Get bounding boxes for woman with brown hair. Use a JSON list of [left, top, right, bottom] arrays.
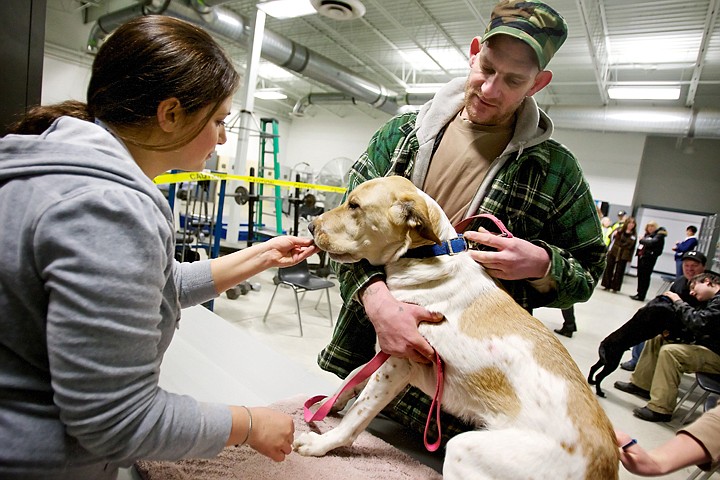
[[601, 216, 638, 292], [0, 15, 316, 479]]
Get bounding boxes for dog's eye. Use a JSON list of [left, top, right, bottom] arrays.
[[347, 201, 360, 210]]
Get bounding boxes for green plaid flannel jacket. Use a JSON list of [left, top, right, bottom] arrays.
[[318, 103, 606, 444]]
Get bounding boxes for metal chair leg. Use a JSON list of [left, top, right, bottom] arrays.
[[291, 288, 304, 337], [675, 379, 699, 414], [681, 391, 710, 425], [263, 284, 281, 323], [685, 468, 703, 480], [325, 288, 333, 326]]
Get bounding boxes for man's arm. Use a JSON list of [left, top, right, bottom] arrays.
[[465, 140, 606, 310], [672, 295, 720, 332]]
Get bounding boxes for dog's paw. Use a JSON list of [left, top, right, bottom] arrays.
[[293, 431, 331, 457]]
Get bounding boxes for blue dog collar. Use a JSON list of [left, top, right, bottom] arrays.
[[403, 235, 468, 259]]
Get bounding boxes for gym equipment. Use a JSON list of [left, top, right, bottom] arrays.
[[225, 281, 261, 300], [315, 156, 353, 210]]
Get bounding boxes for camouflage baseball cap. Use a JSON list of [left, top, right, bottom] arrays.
[[480, 0, 568, 69]]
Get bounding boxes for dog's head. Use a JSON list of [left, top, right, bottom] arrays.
[[309, 176, 446, 265]]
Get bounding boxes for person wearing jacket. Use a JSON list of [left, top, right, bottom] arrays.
[[601, 216, 637, 292], [0, 16, 317, 480], [615, 272, 720, 422], [316, 0, 606, 442], [631, 221, 668, 301], [673, 225, 700, 278]]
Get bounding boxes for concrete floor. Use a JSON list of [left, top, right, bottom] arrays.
[[209, 260, 717, 479]]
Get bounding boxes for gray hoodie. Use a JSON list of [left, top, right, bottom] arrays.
[[0, 117, 228, 478]]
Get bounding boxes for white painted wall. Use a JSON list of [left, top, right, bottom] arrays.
[[41, 56, 91, 104], [552, 128, 645, 206], [283, 110, 387, 174]]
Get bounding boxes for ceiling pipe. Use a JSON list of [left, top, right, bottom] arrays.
[[87, 0, 399, 115], [292, 93, 360, 116], [85, 1, 720, 138], [544, 106, 720, 139], [292, 91, 436, 116]]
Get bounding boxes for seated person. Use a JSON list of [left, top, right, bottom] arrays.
[[620, 251, 707, 371], [614, 271, 720, 422], [615, 402, 719, 476]]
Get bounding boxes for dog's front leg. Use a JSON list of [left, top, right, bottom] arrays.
[[294, 357, 414, 456]]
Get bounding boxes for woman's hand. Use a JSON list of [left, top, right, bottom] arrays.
[[211, 236, 319, 293], [260, 236, 319, 268], [228, 406, 294, 462], [246, 407, 295, 462]]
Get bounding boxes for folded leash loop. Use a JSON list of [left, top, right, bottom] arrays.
[[304, 350, 445, 452]]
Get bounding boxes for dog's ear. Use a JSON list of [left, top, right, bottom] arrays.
[[393, 197, 442, 245]]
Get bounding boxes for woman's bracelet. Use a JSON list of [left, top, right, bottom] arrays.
[[238, 406, 253, 445]]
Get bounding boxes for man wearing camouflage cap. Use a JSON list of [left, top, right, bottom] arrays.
[[318, 0, 606, 441]]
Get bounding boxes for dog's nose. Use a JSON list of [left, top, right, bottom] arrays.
[[307, 222, 315, 234]]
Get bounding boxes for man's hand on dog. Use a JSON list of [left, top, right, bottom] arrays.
[[464, 228, 551, 281], [360, 279, 444, 363]]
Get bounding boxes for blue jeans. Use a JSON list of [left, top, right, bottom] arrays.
[[627, 342, 645, 367]]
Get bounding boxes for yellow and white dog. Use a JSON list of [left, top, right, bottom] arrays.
[[295, 176, 618, 479]]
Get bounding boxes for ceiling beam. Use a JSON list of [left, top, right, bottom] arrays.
[[686, 0, 719, 107], [576, 0, 610, 104], [364, 0, 452, 76], [407, 0, 467, 60]]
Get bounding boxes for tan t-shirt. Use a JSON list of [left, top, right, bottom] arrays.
[[422, 113, 513, 225], [680, 404, 720, 471]]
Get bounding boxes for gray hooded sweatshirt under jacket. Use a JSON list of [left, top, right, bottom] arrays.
[[0, 117, 229, 478]]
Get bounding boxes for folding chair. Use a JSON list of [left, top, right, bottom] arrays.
[[674, 372, 720, 425], [262, 260, 334, 336]]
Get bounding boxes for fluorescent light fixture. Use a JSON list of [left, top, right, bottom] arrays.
[[607, 86, 681, 100], [257, 0, 316, 19], [405, 83, 445, 94], [259, 62, 296, 80], [254, 88, 288, 100]]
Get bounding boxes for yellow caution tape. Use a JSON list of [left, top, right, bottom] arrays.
[[153, 171, 347, 194]]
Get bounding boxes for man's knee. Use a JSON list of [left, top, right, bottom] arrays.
[[657, 343, 692, 370]]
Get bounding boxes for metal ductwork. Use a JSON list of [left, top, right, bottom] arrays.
[[292, 93, 360, 116], [544, 106, 720, 139], [291, 91, 436, 116], [87, 0, 399, 115], [86, 1, 720, 138]]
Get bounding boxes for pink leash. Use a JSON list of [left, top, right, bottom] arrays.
[[453, 213, 513, 238], [304, 350, 445, 452]]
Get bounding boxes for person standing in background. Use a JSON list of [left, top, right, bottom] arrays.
[[600, 216, 613, 247], [631, 221, 667, 301], [609, 210, 627, 237], [673, 225, 699, 278], [602, 217, 638, 292]]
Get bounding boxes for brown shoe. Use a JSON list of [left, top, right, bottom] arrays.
[[614, 381, 651, 400], [633, 406, 672, 422]]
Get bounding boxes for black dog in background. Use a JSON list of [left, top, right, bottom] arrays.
[[587, 296, 689, 397]]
